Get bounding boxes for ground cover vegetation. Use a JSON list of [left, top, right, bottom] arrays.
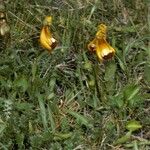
[[0, 0, 150, 149]]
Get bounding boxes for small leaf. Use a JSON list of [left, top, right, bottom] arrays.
[[49, 78, 56, 92], [15, 102, 34, 111], [67, 110, 92, 128], [114, 131, 131, 145], [84, 61, 92, 71], [110, 94, 124, 109], [144, 64, 150, 83], [14, 76, 28, 92], [124, 84, 140, 101], [53, 132, 72, 141], [126, 120, 142, 132]]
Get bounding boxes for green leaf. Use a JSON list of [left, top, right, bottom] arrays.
[[49, 78, 56, 92], [116, 55, 126, 71], [144, 64, 150, 84], [126, 120, 142, 132], [124, 84, 140, 101], [16, 133, 24, 149], [122, 84, 143, 108], [0, 118, 6, 136], [31, 60, 37, 82], [110, 94, 124, 109], [37, 94, 48, 130], [47, 104, 56, 132], [114, 131, 131, 145], [83, 61, 92, 71], [66, 110, 93, 128], [14, 76, 28, 92], [104, 61, 117, 95], [15, 102, 34, 111], [53, 132, 73, 141], [104, 61, 116, 82]]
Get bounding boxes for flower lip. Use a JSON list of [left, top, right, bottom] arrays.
[[102, 52, 114, 60], [39, 16, 57, 52], [97, 39, 115, 61], [88, 23, 115, 61], [50, 37, 57, 49]]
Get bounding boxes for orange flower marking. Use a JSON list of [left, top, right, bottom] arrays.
[[40, 16, 57, 52], [88, 24, 115, 61]]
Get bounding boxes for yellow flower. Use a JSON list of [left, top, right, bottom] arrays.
[[39, 16, 57, 52], [88, 24, 115, 61]]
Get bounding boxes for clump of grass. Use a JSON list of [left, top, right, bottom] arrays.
[[0, 0, 149, 149]]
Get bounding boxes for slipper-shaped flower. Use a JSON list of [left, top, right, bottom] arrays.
[[40, 16, 57, 52], [88, 24, 115, 61]]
